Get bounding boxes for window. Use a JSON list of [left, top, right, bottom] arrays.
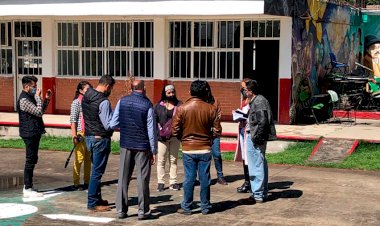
[[15, 21, 42, 75], [0, 21, 12, 74], [169, 20, 241, 80], [244, 20, 280, 38], [57, 21, 153, 77]]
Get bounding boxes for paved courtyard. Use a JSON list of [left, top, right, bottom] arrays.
[[0, 148, 379, 225]]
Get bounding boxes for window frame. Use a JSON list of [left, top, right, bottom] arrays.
[[56, 20, 154, 78]]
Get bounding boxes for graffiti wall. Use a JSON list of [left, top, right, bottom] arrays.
[[265, 0, 362, 123]]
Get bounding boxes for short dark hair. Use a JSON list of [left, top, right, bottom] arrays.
[[246, 80, 259, 95], [132, 80, 145, 91], [22, 75, 38, 87], [190, 80, 208, 98], [98, 74, 115, 86]]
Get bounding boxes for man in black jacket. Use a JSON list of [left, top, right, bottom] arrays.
[[82, 74, 115, 212], [17, 75, 51, 198]]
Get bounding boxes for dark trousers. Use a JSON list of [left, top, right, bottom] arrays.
[[22, 134, 42, 189], [116, 148, 152, 217]]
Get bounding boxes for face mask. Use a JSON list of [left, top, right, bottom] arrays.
[[240, 88, 248, 99], [30, 87, 37, 96], [166, 96, 176, 101]]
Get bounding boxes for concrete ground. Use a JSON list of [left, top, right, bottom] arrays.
[[1, 148, 379, 226]]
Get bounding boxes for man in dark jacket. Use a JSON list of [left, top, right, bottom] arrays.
[[172, 80, 222, 215], [244, 80, 276, 203], [17, 75, 51, 198], [82, 74, 114, 212], [110, 80, 158, 220]]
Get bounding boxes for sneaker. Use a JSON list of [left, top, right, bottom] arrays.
[[169, 183, 181, 191], [23, 187, 43, 198], [117, 212, 128, 219], [157, 183, 165, 192]]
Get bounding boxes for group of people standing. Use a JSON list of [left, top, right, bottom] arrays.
[[17, 74, 275, 219]]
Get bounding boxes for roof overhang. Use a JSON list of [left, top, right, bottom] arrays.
[[0, 1, 265, 16]]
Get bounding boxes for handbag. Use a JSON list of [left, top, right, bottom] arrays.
[[159, 106, 176, 139]]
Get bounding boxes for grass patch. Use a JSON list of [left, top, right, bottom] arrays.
[[0, 135, 121, 154], [1, 136, 379, 171], [267, 141, 380, 171]]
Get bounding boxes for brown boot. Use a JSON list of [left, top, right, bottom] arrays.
[[88, 205, 111, 212]]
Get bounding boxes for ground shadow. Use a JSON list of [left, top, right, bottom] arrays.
[[268, 181, 294, 190], [128, 194, 174, 206], [210, 174, 245, 185], [42, 178, 121, 192]]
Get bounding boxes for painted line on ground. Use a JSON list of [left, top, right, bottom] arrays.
[[42, 214, 114, 223], [0, 203, 38, 219]]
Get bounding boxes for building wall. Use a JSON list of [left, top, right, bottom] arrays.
[[0, 76, 14, 111], [265, 0, 362, 123], [1, 14, 289, 123], [54, 78, 241, 119]]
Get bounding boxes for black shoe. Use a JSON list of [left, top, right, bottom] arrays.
[[117, 212, 128, 219], [169, 183, 181, 191], [177, 208, 192, 215], [157, 183, 165, 192], [138, 214, 158, 220], [71, 185, 80, 191], [82, 183, 89, 190], [237, 181, 251, 193], [217, 177, 228, 185]]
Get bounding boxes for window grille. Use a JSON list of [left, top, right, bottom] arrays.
[[244, 20, 280, 38], [0, 21, 12, 74], [57, 20, 153, 77], [15, 21, 42, 76], [169, 20, 241, 80]]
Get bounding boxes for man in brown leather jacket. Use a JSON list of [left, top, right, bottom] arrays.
[[172, 80, 222, 215]]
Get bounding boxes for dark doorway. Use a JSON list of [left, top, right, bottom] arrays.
[[243, 40, 279, 121]]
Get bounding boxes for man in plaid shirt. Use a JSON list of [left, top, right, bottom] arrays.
[[17, 75, 52, 198]]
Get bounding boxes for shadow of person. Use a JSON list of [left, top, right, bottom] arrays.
[[268, 181, 294, 190], [267, 189, 303, 201], [210, 174, 246, 185], [43, 178, 122, 192], [128, 195, 174, 206]]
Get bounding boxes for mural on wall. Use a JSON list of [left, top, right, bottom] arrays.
[[265, 0, 362, 124]]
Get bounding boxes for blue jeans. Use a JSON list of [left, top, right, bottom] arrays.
[[246, 136, 268, 200], [211, 137, 223, 178], [86, 136, 111, 208], [181, 152, 212, 213]]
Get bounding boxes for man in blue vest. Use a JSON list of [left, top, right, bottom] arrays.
[[17, 75, 52, 198], [82, 74, 115, 212], [110, 80, 158, 220]]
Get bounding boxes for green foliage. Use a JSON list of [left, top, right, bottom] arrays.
[[366, 0, 380, 5]]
